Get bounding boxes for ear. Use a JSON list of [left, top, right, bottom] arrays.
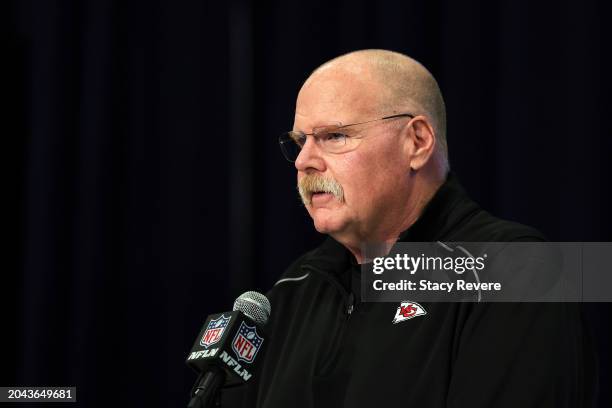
[[403, 116, 436, 171]]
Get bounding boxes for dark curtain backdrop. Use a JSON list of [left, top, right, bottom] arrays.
[[4, 0, 611, 406]]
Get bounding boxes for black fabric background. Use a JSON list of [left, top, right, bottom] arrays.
[[3, 0, 611, 406]]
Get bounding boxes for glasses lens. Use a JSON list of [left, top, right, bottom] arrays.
[[319, 131, 348, 152], [279, 132, 301, 162]]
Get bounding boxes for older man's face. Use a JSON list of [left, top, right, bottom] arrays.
[[293, 69, 414, 242]]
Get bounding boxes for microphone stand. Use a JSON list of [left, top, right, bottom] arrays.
[[187, 366, 226, 408]]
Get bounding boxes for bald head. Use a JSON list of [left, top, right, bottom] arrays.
[[304, 49, 448, 171]]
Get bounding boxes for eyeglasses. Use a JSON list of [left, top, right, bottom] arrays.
[[278, 113, 414, 162]]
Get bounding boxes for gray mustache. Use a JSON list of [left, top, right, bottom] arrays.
[[298, 175, 345, 205]]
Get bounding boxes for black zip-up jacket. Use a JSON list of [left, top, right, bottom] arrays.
[[223, 174, 596, 407]]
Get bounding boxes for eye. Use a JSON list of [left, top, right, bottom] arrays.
[[323, 132, 347, 143]]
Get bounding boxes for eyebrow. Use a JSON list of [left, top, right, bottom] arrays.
[[295, 122, 343, 134]]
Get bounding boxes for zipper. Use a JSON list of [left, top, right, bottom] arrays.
[[301, 264, 356, 376], [346, 293, 355, 316], [301, 264, 355, 318]]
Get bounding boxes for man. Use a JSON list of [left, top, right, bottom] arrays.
[[224, 50, 595, 407]]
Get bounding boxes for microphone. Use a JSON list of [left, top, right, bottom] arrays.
[[186, 291, 271, 408]]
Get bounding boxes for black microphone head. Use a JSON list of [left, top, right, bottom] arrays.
[[233, 291, 271, 325]]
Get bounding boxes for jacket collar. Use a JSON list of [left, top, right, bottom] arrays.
[[398, 172, 479, 242]]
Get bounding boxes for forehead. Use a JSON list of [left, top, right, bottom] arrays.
[[294, 68, 385, 130]]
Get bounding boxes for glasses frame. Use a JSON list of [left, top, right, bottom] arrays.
[[279, 113, 415, 163]]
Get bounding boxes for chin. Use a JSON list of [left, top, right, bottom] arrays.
[[311, 212, 348, 235]]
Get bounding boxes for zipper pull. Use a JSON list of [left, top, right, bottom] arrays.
[[346, 293, 355, 317]]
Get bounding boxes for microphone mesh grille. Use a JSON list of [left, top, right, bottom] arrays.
[[233, 291, 271, 325]]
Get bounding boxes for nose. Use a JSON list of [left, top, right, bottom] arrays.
[[295, 135, 326, 173]]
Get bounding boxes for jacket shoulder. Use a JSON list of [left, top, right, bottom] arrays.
[[451, 209, 547, 242], [273, 249, 316, 283]]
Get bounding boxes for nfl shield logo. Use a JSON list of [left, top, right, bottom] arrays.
[[232, 321, 264, 364], [200, 315, 231, 348]]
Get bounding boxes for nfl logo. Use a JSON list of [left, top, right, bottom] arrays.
[[232, 321, 264, 364], [200, 315, 231, 348]]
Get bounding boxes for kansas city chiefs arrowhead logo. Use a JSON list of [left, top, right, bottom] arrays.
[[392, 301, 427, 324]]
